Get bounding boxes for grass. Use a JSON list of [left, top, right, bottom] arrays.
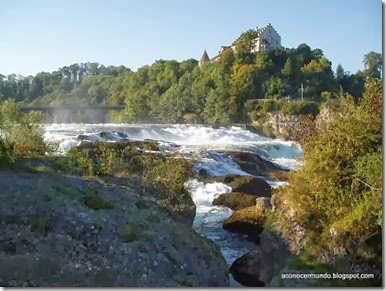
[[83, 194, 114, 210], [135, 199, 149, 209], [30, 217, 51, 236], [145, 213, 161, 223], [118, 223, 139, 243]]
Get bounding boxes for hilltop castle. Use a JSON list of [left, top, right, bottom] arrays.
[[199, 23, 283, 66]]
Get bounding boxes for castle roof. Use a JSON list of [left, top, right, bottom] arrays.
[[200, 50, 210, 64]]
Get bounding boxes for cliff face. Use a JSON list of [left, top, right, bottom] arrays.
[[267, 112, 300, 139], [0, 172, 228, 287]]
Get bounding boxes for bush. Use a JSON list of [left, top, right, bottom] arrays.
[[183, 113, 201, 124], [0, 100, 48, 161], [245, 99, 281, 122], [261, 99, 279, 113], [280, 100, 319, 116], [274, 79, 382, 262]]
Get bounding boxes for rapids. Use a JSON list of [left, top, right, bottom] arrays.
[[42, 123, 302, 286]]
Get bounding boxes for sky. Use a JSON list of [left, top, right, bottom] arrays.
[[0, 0, 382, 77]]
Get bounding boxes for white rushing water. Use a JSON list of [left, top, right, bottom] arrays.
[[42, 123, 302, 285]]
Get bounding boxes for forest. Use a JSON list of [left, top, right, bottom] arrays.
[[0, 29, 382, 124]]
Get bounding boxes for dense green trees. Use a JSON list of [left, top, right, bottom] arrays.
[[0, 29, 381, 124]]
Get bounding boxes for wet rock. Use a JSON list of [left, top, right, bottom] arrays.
[[218, 151, 288, 177], [209, 174, 272, 197], [115, 132, 129, 139], [77, 134, 89, 141], [98, 131, 114, 141], [212, 192, 257, 210], [223, 206, 265, 240], [230, 250, 265, 287], [198, 168, 209, 179], [258, 229, 292, 285]]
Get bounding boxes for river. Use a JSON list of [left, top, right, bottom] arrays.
[[43, 123, 302, 286]]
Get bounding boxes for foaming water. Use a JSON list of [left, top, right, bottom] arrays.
[[43, 123, 302, 170], [42, 123, 302, 286], [186, 179, 257, 265]]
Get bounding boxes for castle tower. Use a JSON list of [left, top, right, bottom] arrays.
[[199, 50, 210, 66]]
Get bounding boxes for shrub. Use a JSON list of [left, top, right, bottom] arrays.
[[183, 113, 201, 124], [274, 79, 382, 262], [0, 100, 48, 161], [261, 99, 279, 113], [280, 100, 319, 116], [118, 223, 139, 242]]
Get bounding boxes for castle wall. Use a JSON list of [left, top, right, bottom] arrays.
[[254, 24, 282, 52]]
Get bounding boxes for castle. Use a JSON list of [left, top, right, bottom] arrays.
[[199, 23, 283, 66]]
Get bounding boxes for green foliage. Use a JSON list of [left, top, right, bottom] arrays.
[[64, 141, 194, 204], [135, 199, 149, 209], [83, 183, 114, 210], [1, 32, 379, 125], [83, 193, 114, 210], [362, 51, 382, 79], [0, 99, 48, 161], [118, 222, 139, 243], [276, 79, 382, 260], [30, 217, 51, 236], [145, 213, 162, 223], [280, 101, 319, 116], [141, 154, 194, 200]]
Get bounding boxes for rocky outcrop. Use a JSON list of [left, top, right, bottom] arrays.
[[218, 151, 288, 177], [209, 174, 272, 197], [267, 112, 300, 139], [223, 206, 266, 241], [230, 250, 265, 287], [229, 229, 291, 287], [0, 172, 228, 287], [212, 192, 257, 210]]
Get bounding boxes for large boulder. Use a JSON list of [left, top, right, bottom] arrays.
[[230, 229, 292, 287], [230, 250, 265, 287], [212, 192, 257, 210], [0, 172, 228, 287], [218, 151, 288, 178], [223, 206, 265, 241], [209, 174, 272, 197]]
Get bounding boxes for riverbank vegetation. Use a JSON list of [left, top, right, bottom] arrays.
[[271, 79, 382, 269]]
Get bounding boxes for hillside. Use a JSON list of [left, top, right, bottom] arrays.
[[1, 29, 379, 124]]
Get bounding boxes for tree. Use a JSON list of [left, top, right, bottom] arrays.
[[363, 51, 382, 79], [263, 76, 284, 100], [335, 64, 346, 80], [235, 29, 257, 64], [281, 57, 296, 79]]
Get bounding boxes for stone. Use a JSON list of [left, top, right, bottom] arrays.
[[255, 197, 270, 213], [230, 250, 265, 287], [198, 168, 208, 179], [212, 192, 257, 210], [223, 206, 265, 241], [217, 151, 288, 176], [209, 174, 272, 197], [0, 171, 228, 287]]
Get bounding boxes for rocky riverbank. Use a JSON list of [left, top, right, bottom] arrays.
[[0, 171, 228, 287]]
